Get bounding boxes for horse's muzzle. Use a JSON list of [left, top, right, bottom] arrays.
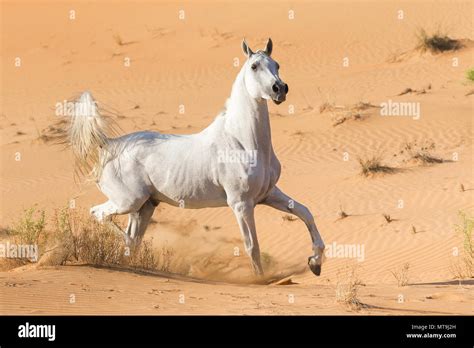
[[273, 95, 286, 105], [272, 82, 288, 104]]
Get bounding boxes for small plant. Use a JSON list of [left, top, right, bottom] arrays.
[[383, 214, 393, 223], [158, 243, 174, 273], [467, 69, 474, 82], [319, 101, 337, 113], [450, 212, 473, 279], [36, 119, 68, 144], [402, 141, 443, 165], [390, 263, 410, 287], [320, 101, 377, 126], [10, 207, 46, 245], [292, 130, 305, 137], [416, 28, 461, 53], [128, 239, 159, 270], [338, 205, 349, 220], [113, 34, 136, 46], [411, 152, 443, 164], [358, 155, 396, 177], [48, 207, 81, 264], [336, 266, 364, 310], [282, 214, 297, 222], [260, 251, 275, 269], [411, 226, 417, 234], [113, 34, 125, 46]]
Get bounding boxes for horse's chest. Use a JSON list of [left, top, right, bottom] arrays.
[[243, 153, 281, 200]]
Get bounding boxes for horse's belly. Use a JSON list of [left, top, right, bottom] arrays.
[[149, 172, 228, 209]]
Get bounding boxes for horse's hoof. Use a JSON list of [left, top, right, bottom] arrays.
[[308, 256, 321, 276]]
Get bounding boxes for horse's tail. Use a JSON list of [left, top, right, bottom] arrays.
[[67, 91, 111, 180]]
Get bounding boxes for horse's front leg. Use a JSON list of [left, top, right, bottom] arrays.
[[261, 186, 325, 276], [229, 200, 263, 276]]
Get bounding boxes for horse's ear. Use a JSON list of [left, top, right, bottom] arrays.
[[242, 39, 254, 57], [264, 38, 273, 56]]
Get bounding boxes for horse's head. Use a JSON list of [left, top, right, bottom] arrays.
[[241, 38, 289, 105]]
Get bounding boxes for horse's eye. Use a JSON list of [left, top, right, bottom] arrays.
[[276, 63, 280, 70], [251, 63, 257, 70]]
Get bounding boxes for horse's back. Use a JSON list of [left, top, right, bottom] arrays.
[[104, 129, 228, 208], [111, 131, 178, 146]]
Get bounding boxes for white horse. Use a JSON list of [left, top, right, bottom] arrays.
[[68, 38, 325, 276]]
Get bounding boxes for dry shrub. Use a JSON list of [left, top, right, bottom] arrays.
[[390, 263, 410, 287], [383, 214, 393, 223], [37, 207, 172, 272], [416, 28, 462, 53], [402, 141, 443, 165], [75, 220, 126, 266], [157, 243, 174, 272], [320, 101, 379, 126], [36, 119, 69, 144], [282, 214, 297, 222], [337, 205, 349, 220], [450, 212, 473, 279], [335, 266, 364, 310], [358, 155, 396, 177], [128, 240, 159, 270]]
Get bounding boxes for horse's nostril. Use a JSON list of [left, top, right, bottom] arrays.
[[285, 84, 289, 94], [272, 84, 279, 93]]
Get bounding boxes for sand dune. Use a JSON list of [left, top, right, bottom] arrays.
[[1, 0, 473, 314]]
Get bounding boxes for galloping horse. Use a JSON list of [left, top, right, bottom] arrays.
[[68, 39, 325, 276]]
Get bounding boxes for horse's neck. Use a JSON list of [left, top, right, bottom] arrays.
[[224, 71, 272, 152]]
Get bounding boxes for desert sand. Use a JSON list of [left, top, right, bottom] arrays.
[[0, 0, 473, 315]]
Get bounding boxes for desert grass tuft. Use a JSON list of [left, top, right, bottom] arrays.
[[358, 155, 396, 177], [402, 141, 443, 165], [390, 263, 410, 287], [449, 212, 473, 279], [416, 28, 462, 53], [411, 152, 443, 164], [335, 266, 364, 311]]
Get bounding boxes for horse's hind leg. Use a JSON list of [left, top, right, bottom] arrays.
[[90, 200, 132, 244], [126, 199, 157, 247], [90, 200, 120, 222]]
